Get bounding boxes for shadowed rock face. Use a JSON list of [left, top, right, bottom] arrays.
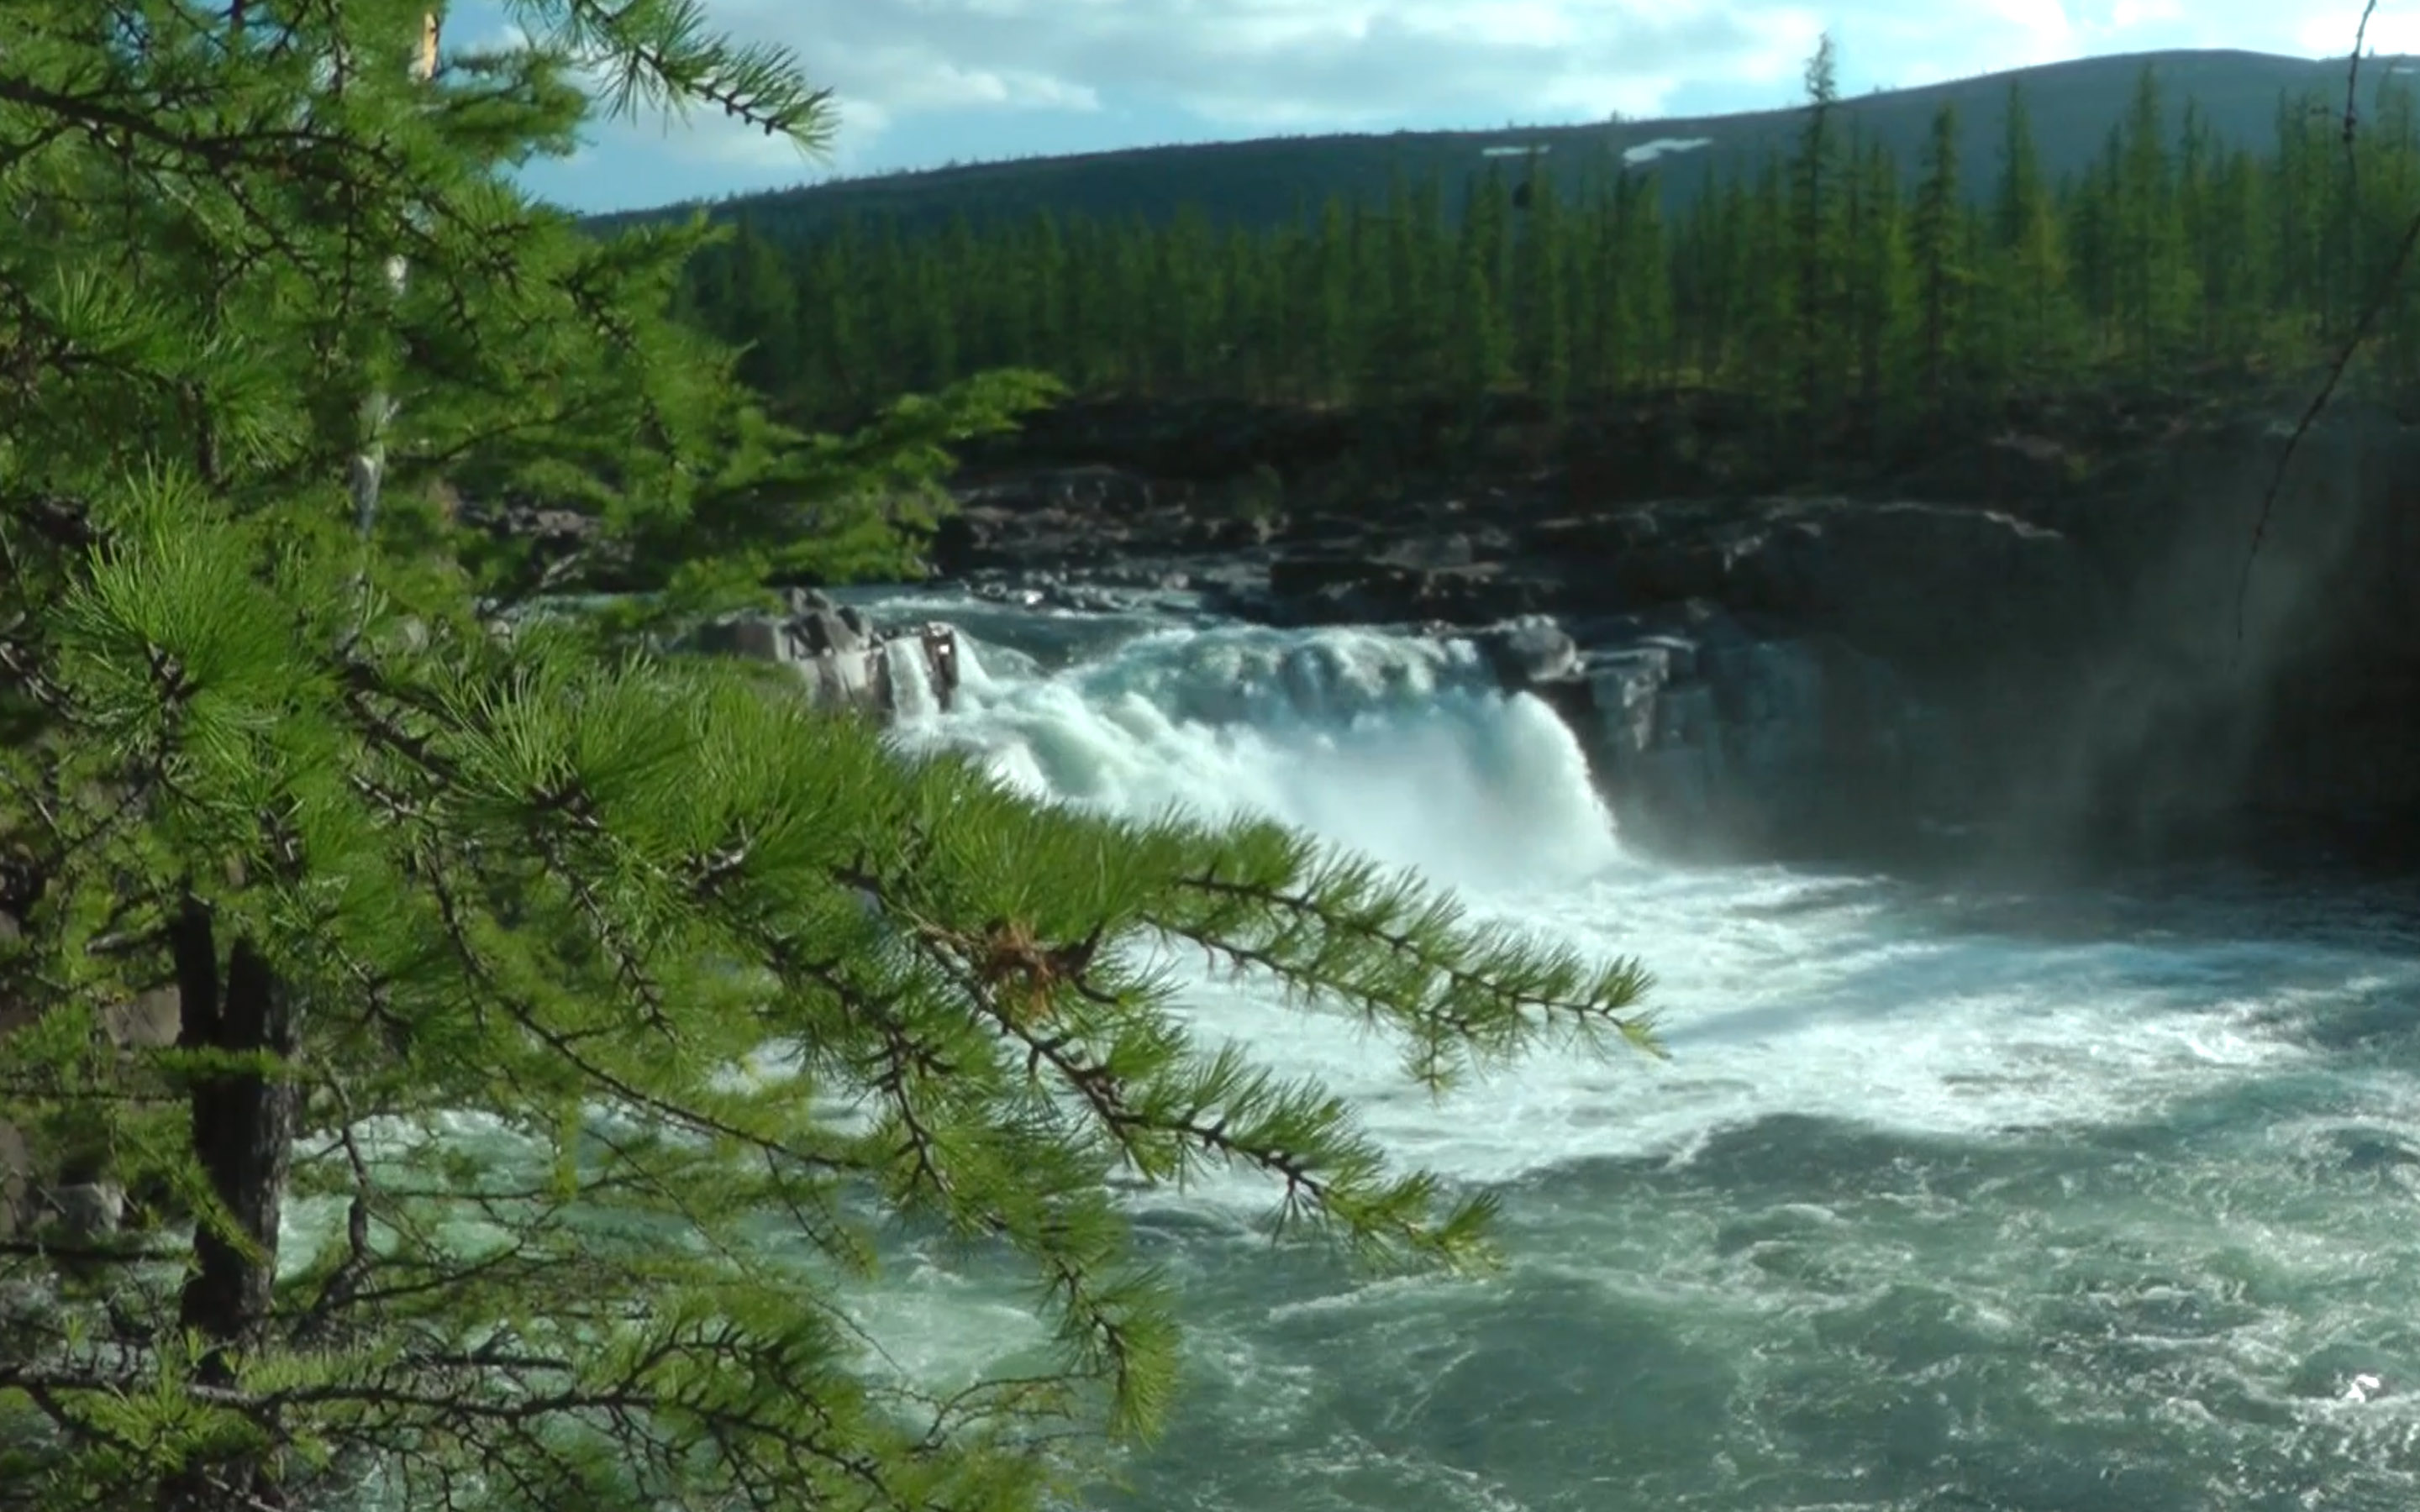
[[928, 408, 2420, 869]]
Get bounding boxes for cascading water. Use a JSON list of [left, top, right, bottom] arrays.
[[877, 604, 2420, 1511], [906, 622, 1620, 888]]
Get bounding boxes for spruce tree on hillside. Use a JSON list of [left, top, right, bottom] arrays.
[[1308, 195, 1357, 402], [0, 6, 1658, 1510], [1449, 169, 1515, 428], [1987, 81, 2075, 390], [725, 217, 802, 402], [2270, 89, 2333, 340], [1744, 158, 1798, 417], [1612, 170, 1676, 392], [659, 63, 2419, 459], [1512, 153, 1572, 420], [2116, 66, 2196, 372], [1911, 102, 1966, 418], [2374, 80, 2420, 381], [1787, 33, 1848, 433], [1841, 134, 1914, 446]]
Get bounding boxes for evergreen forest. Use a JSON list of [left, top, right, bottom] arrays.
[[670, 55, 2420, 463]]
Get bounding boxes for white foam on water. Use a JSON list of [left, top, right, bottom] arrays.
[[275, 607, 2420, 1509], [893, 620, 2363, 1193], [872, 611, 2420, 1508], [906, 624, 1622, 890]]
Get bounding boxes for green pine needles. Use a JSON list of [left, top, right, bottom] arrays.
[[0, 6, 1655, 1510]]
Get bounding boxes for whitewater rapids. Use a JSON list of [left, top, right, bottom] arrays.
[[867, 606, 2420, 1512]]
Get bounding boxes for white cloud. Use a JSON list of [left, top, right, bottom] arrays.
[[880, 60, 1102, 113], [692, 0, 1797, 139], [475, 0, 2364, 209], [670, 0, 2351, 144], [2296, 6, 2420, 57]]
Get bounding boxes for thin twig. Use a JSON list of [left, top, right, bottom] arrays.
[[2233, 0, 2412, 655]]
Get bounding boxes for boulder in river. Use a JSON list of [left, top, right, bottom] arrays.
[[692, 591, 962, 719]]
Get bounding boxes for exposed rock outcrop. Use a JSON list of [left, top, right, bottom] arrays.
[[692, 587, 963, 718], [936, 402, 2420, 865], [1423, 604, 1929, 857]]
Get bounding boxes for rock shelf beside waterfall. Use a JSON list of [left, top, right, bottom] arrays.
[[923, 406, 2420, 865], [691, 587, 964, 718]]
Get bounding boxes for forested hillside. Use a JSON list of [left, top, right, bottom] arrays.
[[593, 49, 2381, 242], [666, 59, 2413, 472]]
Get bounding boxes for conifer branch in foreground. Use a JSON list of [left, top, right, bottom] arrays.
[[0, 7, 1657, 1509]]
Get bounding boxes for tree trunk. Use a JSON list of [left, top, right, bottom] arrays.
[[159, 897, 298, 1512]]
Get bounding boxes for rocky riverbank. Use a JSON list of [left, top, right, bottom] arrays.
[[915, 396, 2420, 869], [11, 395, 2405, 1238], [688, 586, 966, 717]]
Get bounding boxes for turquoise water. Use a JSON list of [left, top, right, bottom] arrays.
[[885, 613, 2420, 1512]]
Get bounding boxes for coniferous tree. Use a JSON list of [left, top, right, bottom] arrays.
[[651, 66, 2414, 457], [2115, 66, 2197, 372], [1308, 195, 1355, 402], [1987, 81, 2077, 391], [2204, 145, 2270, 358], [0, 8, 1659, 1511], [1841, 134, 1914, 446], [724, 217, 800, 402], [2365, 76, 2420, 384], [1674, 165, 1750, 384], [2068, 130, 2125, 356], [910, 234, 963, 393], [1911, 102, 1966, 419], [1513, 154, 1572, 419], [1744, 157, 1798, 416], [1787, 33, 1848, 431], [1361, 171, 1437, 404], [2270, 89, 2333, 340], [1617, 172, 1676, 391]]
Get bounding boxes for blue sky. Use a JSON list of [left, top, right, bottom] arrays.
[[458, 1, 2383, 215]]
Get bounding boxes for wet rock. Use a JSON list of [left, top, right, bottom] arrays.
[[929, 401, 2420, 864], [1468, 616, 1580, 693], [1265, 556, 1547, 627], [691, 607, 962, 719], [793, 607, 862, 657], [1550, 605, 1926, 856], [1891, 432, 2084, 507]]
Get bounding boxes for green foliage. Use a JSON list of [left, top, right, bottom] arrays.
[[672, 54, 2420, 454], [0, 6, 1657, 1511], [1911, 101, 1970, 417]]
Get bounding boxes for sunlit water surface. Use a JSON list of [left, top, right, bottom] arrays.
[[866, 608, 2420, 1512]]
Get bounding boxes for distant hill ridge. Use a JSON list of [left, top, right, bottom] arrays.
[[587, 48, 2401, 237]]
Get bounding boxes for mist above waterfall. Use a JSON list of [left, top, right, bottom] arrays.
[[2011, 413, 2420, 864]]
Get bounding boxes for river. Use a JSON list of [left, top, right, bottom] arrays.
[[865, 597, 2420, 1512]]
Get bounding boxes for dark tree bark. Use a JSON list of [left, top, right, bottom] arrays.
[[160, 895, 297, 1511]]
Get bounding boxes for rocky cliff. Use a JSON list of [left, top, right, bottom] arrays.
[[687, 587, 965, 719], [930, 400, 2420, 869]]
